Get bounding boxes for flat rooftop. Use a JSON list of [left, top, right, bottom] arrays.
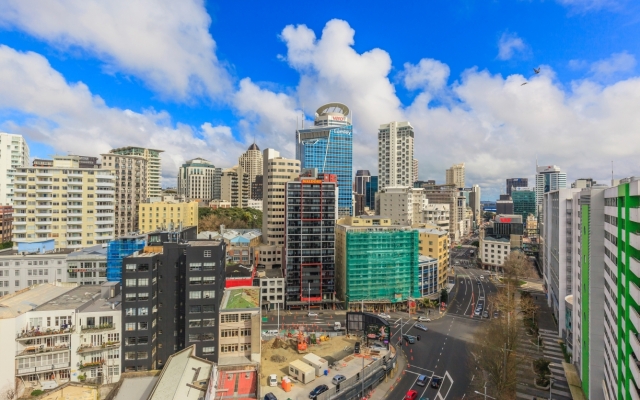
[[0, 284, 75, 319], [257, 268, 284, 279], [148, 346, 212, 400], [189, 240, 222, 247], [221, 287, 260, 310], [416, 228, 448, 235], [82, 293, 122, 313], [36, 285, 102, 311], [0, 248, 75, 257], [225, 263, 253, 278]]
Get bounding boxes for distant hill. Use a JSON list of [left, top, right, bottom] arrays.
[[198, 207, 262, 231]]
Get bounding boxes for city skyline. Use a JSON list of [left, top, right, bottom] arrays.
[[0, 1, 639, 200]]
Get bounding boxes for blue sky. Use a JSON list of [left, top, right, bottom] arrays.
[[0, 0, 639, 200]]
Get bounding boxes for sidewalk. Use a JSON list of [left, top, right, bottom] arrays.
[[368, 343, 408, 400]]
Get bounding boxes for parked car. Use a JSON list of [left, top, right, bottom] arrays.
[[264, 393, 278, 400], [493, 311, 500, 318], [418, 316, 431, 322], [404, 390, 419, 400], [309, 384, 329, 399], [354, 341, 361, 354], [474, 309, 481, 316], [480, 275, 484, 279], [268, 374, 277, 387], [378, 313, 391, 319], [308, 312, 318, 317], [415, 323, 428, 331], [483, 311, 490, 318], [403, 334, 416, 344], [416, 374, 429, 386], [332, 374, 346, 385], [431, 377, 443, 388], [370, 343, 386, 351]]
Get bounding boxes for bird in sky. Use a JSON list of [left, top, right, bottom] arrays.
[[534, 67, 541, 74], [521, 82, 528, 86]]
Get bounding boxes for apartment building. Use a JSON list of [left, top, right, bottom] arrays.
[[255, 268, 285, 310], [239, 143, 263, 199], [101, 153, 147, 238], [121, 227, 225, 370], [138, 199, 198, 233], [419, 183, 462, 241], [0, 133, 30, 206], [285, 172, 338, 309], [218, 287, 261, 364], [66, 244, 108, 286], [0, 205, 13, 243], [445, 163, 465, 188], [413, 159, 419, 183], [416, 227, 450, 291], [109, 147, 163, 198], [419, 256, 438, 299], [377, 121, 415, 190], [177, 158, 222, 201], [422, 203, 450, 232], [221, 165, 250, 208], [375, 186, 425, 226], [12, 156, 115, 249], [0, 248, 72, 296], [0, 283, 122, 396], [262, 148, 300, 250]]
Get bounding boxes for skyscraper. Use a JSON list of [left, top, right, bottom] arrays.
[[354, 170, 371, 196], [512, 187, 536, 220], [506, 178, 528, 196], [220, 165, 250, 208], [297, 103, 353, 217], [445, 163, 465, 188], [110, 147, 163, 198], [239, 143, 263, 198], [365, 176, 378, 210], [377, 121, 415, 190], [262, 149, 300, 247], [0, 133, 29, 206], [177, 158, 222, 201], [535, 165, 567, 212]]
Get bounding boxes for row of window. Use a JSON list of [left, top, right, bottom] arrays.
[[220, 344, 251, 352], [220, 328, 251, 337], [188, 319, 216, 328], [220, 313, 253, 323], [189, 290, 215, 299], [0, 260, 63, 266], [125, 320, 155, 331]]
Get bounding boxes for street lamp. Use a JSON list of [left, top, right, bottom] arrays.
[[474, 386, 496, 400]]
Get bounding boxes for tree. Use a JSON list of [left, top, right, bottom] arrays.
[[440, 288, 448, 304], [198, 207, 262, 231], [483, 211, 496, 221]]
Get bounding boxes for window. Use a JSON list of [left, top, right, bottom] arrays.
[[203, 305, 215, 313], [125, 351, 137, 360], [189, 305, 202, 314], [240, 328, 251, 336], [138, 278, 149, 286], [125, 264, 136, 272], [240, 313, 252, 321], [138, 307, 149, 316], [137, 352, 148, 359], [203, 290, 214, 299], [125, 308, 136, 316], [189, 276, 202, 285], [203, 276, 215, 284], [202, 318, 215, 327], [240, 344, 251, 351], [189, 263, 202, 271], [221, 345, 238, 353], [138, 336, 149, 345], [221, 314, 238, 323], [138, 293, 149, 301], [204, 250, 212, 257], [202, 347, 215, 355], [203, 262, 215, 270], [107, 333, 119, 342], [125, 278, 136, 287], [138, 322, 148, 330], [125, 337, 137, 346], [125, 323, 136, 331], [189, 291, 202, 299], [201, 333, 214, 341], [221, 329, 239, 337], [189, 319, 201, 328], [189, 334, 200, 342]]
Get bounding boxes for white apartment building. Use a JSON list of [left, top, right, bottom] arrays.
[[377, 121, 415, 190], [422, 203, 450, 232], [0, 249, 72, 296], [12, 156, 115, 248], [65, 244, 108, 286], [221, 165, 250, 208], [256, 268, 285, 310], [261, 149, 300, 247], [177, 158, 221, 201], [0, 283, 122, 397], [239, 143, 263, 197], [536, 165, 567, 213], [109, 147, 163, 198], [479, 234, 511, 270], [376, 186, 425, 226], [0, 133, 30, 206], [446, 163, 465, 188]]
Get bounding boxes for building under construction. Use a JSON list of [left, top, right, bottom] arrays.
[[335, 216, 420, 312]]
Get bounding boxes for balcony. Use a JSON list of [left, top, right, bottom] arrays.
[[631, 308, 640, 333], [632, 257, 640, 279], [16, 326, 74, 340], [632, 232, 640, 251], [78, 359, 105, 370], [95, 227, 113, 232], [13, 221, 26, 225], [81, 323, 115, 332], [35, 212, 52, 217], [16, 344, 69, 357], [632, 333, 640, 362], [35, 203, 52, 208], [96, 235, 114, 240], [633, 283, 640, 308], [67, 188, 83, 193], [14, 187, 27, 192], [35, 227, 52, 233], [36, 171, 53, 177], [631, 208, 640, 224], [631, 354, 640, 389], [77, 341, 119, 354], [16, 362, 71, 376], [13, 204, 27, 209]]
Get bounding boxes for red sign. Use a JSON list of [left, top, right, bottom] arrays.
[[330, 116, 346, 121], [499, 218, 512, 223]]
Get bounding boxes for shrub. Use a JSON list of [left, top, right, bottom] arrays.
[[31, 390, 44, 397]]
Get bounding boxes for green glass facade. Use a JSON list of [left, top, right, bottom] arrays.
[[344, 229, 419, 304], [512, 189, 536, 220]]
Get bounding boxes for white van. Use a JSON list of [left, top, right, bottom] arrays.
[[264, 330, 279, 336]]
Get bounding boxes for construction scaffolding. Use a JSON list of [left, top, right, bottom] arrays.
[[106, 236, 146, 281]]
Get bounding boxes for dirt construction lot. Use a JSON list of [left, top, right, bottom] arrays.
[[260, 335, 359, 386]]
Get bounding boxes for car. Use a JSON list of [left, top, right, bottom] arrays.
[[431, 376, 443, 388], [370, 343, 386, 351], [477, 280, 481, 285], [309, 384, 329, 399], [454, 261, 460, 265], [331, 374, 346, 385], [404, 390, 419, 400], [493, 311, 499, 318], [415, 323, 428, 331], [378, 313, 391, 319], [480, 275, 484, 279], [264, 393, 278, 400], [402, 334, 416, 344], [268, 374, 277, 387], [483, 311, 490, 318], [418, 316, 431, 322], [416, 374, 428, 386], [354, 341, 361, 354], [474, 309, 481, 316], [308, 312, 318, 317]]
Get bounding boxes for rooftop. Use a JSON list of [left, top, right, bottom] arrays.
[[113, 375, 159, 400], [0, 284, 75, 319], [221, 287, 260, 310], [189, 240, 222, 247], [483, 235, 511, 243], [256, 268, 284, 279], [225, 263, 253, 278], [0, 248, 75, 257], [419, 255, 438, 263], [36, 285, 103, 311], [148, 346, 213, 400], [66, 244, 108, 259], [415, 228, 448, 235]]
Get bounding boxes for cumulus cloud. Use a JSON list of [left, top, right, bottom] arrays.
[[401, 58, 451, 91], [590, 51, 636, 76], [497, 32, 528, 61], [0, 0, 230, 101], [0, 45, 244, 186]]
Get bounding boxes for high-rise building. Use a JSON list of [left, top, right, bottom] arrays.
[[0, 133, 29, 206], [496, 199, 514, 215], [12, 156, 115, 249], [335, 216, 419, 311], [422, 204, 450, 232], [102, 153, 148, 237], [110, 147, 163, 198], [365, 176, 378, 210], [251, 175, 263, 201], [354, 170, 371, 196], [239, 143, 263, 198], [536, 165, 567, 213], [506, 178, 528, 196], [262, 149, 300, 247], [177, 158, 222, 201], [285, 172, 338, 309], [138, 200, 198, 233], [121, 227, 225, 370], [468, 185, 482, 228], [413, 159, 419, 183], [512, 187, 536, 220], [69, 155, 99, 169], [220, 165, 250, 208], [419, 183, 462, 241], [445, 163, 465, 188], [375, 186, 425, 226], [297, 103, 353, 217], [377, 121, 415, 190]]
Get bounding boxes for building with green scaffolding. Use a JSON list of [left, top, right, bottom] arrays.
[[336, 216, 419, 312]]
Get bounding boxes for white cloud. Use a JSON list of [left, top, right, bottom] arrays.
[[556, 0, 622, 11], [590, 51, 636, 76], [0, 45, 244, 186], [497, 32, 528, 61], [0, 0, 230, 101], [401, 58, 451, 91]]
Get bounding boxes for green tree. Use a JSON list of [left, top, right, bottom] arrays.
[[440, 288, 448, 304]]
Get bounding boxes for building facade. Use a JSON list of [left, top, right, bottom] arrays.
[[0, 205, 13, 243], [177, 158, 222, 201], [512, 187, 536, 220], [0, 133, 30, 206], [365, 176, 378, 210], [420, 183, 462, 241], [66, 244, 108, 286], [138, 200, 198, 233], [445, 163, 465, 188], [377, 121, 415, 190], [0, 249, 73, 296], [496, 199, 514, 215], [221, 165, 250, 208], [239, 143, 263, 199], [416, 228, 450, 291], [251, 175, 263, 201], [413, 159, 419, 183], [218, 287, 261, 363], [335, 216, 419, 312], [479, 233, 511, 270], [12, 156, 115, 249], [110, 147, 163, 198], [285, 173, 338, 309], [101, 153, 147, 238], [355, 170, 371, 196], [422, 203, 450, 232], [376, 186, 425, 226], [296, 103, 353, 217], [506, 178, 528, 196], [418, 256, 438, 299], [536, 165, 567, 213], [262, 149, 300, 248]]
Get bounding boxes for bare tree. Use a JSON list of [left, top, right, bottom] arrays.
[[1, 381, 16, 400], [502, 251, 535, 284]]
